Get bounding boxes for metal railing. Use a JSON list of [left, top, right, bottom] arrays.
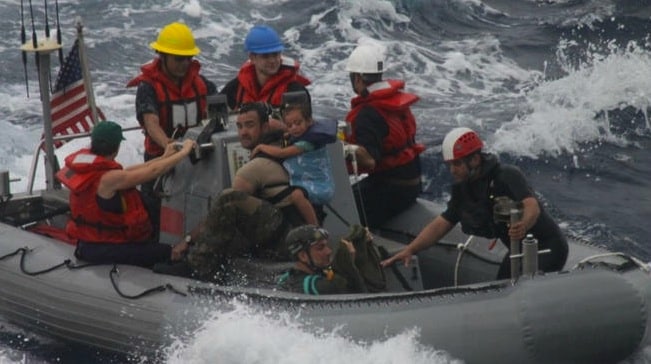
[[26, 125, 143, 194]]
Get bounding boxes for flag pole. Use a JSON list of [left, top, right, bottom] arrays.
[[75, 17, 99, 123], [21, 37, 61, 191]]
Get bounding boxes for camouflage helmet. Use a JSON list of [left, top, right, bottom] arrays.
[[285, 225, 329, 257]]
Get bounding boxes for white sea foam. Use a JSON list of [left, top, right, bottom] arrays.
[[491, 40, 651, 158], [0, 352, 25, 364], [164, 302, 461, 364]]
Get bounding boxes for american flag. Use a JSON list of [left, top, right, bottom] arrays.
[[47, 39, 105, 148]]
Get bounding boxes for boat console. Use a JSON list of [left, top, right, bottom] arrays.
[[0, 184, 69, 229]]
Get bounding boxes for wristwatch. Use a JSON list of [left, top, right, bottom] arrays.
[[184, 234, 193, 245]]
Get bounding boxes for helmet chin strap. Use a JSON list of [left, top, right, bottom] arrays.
[[299, 249, 320, 273]]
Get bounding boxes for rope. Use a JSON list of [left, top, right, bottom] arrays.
[[454, 235, 474, 287], [345, 144, 369, 227], [0, 247, 27, 261], [0, 247, 101, 275], [21, 253, 70, 276], [109, 264, 187, 299], [1, 247, 186, 299], [324, 202, 351, 227]]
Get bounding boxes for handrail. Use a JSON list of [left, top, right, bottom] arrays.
[[26, 125, 143, 194]]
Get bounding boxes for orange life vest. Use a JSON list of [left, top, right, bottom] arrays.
[[56, 149, 153, 244], [235, 56, 311, 107], [127, 58, 208, 156], [345, 79, 425, 173]]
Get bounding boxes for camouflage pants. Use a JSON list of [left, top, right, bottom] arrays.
[[186, 188, 286, 282]]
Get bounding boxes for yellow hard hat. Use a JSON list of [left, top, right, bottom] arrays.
[[150, 22, 200, 56]]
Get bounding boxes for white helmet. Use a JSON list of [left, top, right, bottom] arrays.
[[441, 127, 484, 162], [346, 44, 385, 74]]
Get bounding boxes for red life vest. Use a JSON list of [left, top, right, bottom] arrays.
[[127, 58, 208, 156], [235, 56, 311, 107], [56, 149, 153, 244], [345, 79, 426, 173]]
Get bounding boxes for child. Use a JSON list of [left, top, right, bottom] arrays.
[[251, 103, 336, 225], [253, 103, 318, 158]]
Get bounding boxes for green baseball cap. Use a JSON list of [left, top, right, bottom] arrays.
[[91, 121, 126, 147]]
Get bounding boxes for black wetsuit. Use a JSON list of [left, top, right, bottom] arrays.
[[441, 153, 568, 278]]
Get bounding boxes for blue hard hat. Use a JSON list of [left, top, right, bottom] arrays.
[[244, 25, 284, 54]]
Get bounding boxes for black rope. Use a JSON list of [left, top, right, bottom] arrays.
[[1, 247, 186, 299], [0, 247, 27, 261], [20, 251, 70, 276], [0, 247, 89, 276], [351, 183, 369, 227], [324, 202, 351, 227], [165, 283, 188, 297], [109, 265, 186, 299]]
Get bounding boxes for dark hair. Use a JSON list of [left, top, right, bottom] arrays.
[[90, 139, 120, 156], [239, 102, 272, 124], [281, 102, 312, 121]]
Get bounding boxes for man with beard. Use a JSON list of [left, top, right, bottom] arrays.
[[159, 102, 311, 282], [381, 127, 568, 279]]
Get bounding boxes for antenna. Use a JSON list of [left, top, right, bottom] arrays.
[[20, 0, 29, 96], [44, 0, 50, 38], [28, 0, 37, 49], [44, 0, 53, 91], [20, 1, 62, 191], [28, 0, 39, 70], [55, 0, 62, 64]]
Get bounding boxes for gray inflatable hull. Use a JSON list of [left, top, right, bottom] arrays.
[[1, 212, 650, 363], [1, 127, 649, 363]]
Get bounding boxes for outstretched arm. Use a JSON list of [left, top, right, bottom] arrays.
[[381, 215, 455, 267], [251, 144, 303, 159], [124, 141, 181, 173], [98, 139, 196, 198]]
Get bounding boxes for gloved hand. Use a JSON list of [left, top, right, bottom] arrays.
[[344, 224, 370, 263], [343, 224, 386, 292]]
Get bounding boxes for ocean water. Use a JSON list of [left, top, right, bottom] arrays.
[[0, 0, 650, 362]]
